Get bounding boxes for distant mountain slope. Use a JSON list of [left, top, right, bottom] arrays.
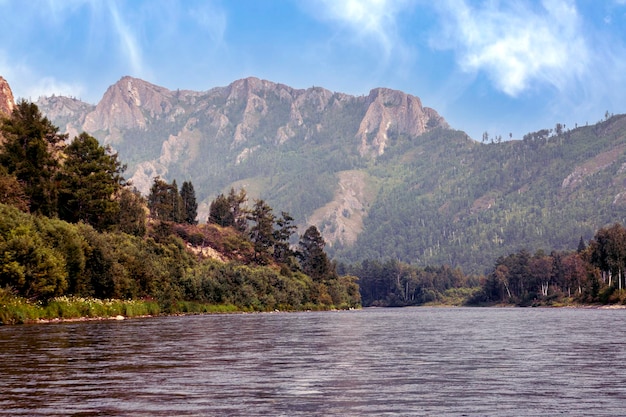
[[35, 76, 626, 273], [36, 76, 447, 245]]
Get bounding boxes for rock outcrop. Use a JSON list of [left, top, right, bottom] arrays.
[[0, 76, 15, 117], [356, 88, 448, 156]]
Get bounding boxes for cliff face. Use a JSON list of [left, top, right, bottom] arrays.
[[36, 76, 450, 247], [356, 88, 448, 156], [0, 76, 15, 117], [37, 76, 448, 193]]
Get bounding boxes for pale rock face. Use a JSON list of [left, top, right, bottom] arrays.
[[0, 76, 15, 117], [356, 88, 449, 157]]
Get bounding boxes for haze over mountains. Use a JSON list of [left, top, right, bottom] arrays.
[[2, 75, 625, 274]]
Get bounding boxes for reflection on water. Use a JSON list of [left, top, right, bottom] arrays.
[[1, 308, 626, 416]]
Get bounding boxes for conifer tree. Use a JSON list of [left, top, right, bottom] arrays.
[[57, 132, 126, 231], [180, 181, 198, 225], [298, 225, 335, 282], [0, 100, 66, 217]]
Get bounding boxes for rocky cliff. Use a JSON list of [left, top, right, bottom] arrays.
[[37, 75, 448, 192], [0, 76, 14, 117]]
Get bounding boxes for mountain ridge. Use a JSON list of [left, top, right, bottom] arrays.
[[29, 75, 626, 273]]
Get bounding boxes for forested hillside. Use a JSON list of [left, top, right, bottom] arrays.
[[336, 116, 626, 273], [35, 77, 626, 274]]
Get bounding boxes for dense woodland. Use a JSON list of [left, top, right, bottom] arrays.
[[349, 223, 626, 307], [0, 101, 360, 316]]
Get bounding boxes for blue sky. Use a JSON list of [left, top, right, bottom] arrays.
[[1, 0, 626, 141]]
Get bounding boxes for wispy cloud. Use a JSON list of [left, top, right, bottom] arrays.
[[312, 0, 414, 61], [189, 4, 227, 46], [433, 0, 588, 97], [108, 2, 147, 78]]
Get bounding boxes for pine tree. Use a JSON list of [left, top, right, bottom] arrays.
[[180, 181, 198, 225], [248, 199, 275, 264], [57, 132, 126, 231], [0, 100, 66, 217], [298, 225, 335, 282], [273, 211, 296, 263]]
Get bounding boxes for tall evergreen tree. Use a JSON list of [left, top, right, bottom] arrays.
[[57, 132, 126, 231], [117, 187, 147, 236], [0, 100, 66, 217], [248, 199, 276, 264], [298, 225, 335, 282], [273, 211, 297, 263], [148, 177, 182, 222], [180, 181, 198, 225]]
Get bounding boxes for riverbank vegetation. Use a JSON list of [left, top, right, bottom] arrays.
[[0, 102, 360, 324], [350, 223, 626, 308]]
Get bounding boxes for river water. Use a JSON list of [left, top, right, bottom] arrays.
[[1, 307, 625, 416]]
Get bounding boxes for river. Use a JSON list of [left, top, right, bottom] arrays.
[[1, 307, 625, 416]]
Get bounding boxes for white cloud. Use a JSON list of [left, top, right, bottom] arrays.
[[312, 0, 414, 60], [434, 0, 588, 97], [0, 51, 85, 101]]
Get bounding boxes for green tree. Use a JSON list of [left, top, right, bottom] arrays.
[[57, 132, 127, 231], [298, 225, 335, 282], [148, 177, 182, 222], [208, 188, 248, 231], [180, 181, 198, 225], [117, 187, 147, 236], [0, 100, 66, 217], [0, 224, 68, 299], [589, 223, 626, 290], [273, 211, 297, 264], [248, 199, 276, 264]]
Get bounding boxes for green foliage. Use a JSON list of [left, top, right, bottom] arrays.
[[148, 176, 184, 222], [117, 188, 147, 236], [298, 225, 335, 282], [0, 100, 65, 216], [248, 199, 276, 264], [349, 258, 472, 307], [180, 181, 198, 225], [469, 223, 626, 306], [208, 188, 248, 231], [57, 132, 127, 231], [0, 199, 359, 318]]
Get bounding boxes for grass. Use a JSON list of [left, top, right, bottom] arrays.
[[0, 291, 164, 325]]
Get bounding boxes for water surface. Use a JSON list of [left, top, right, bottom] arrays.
[[1, 307, 625, 416]]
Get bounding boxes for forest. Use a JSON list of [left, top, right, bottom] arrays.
[[0, 101, 360, 323], [351, 223, 626, 307]]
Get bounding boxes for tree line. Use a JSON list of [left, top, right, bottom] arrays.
[[471, 223, 626, 305]]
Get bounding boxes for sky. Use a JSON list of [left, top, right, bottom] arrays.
[[1, 0, 626, 141]]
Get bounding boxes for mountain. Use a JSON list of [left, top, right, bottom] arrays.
[[34, 76, 626, 274], [0, 76, 14, 117], [35, 76, 447, 240]]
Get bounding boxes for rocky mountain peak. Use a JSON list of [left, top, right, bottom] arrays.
[[0, 76, 15, 117], [356, 87, 448, 156], [83, 76, 178, 135]]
